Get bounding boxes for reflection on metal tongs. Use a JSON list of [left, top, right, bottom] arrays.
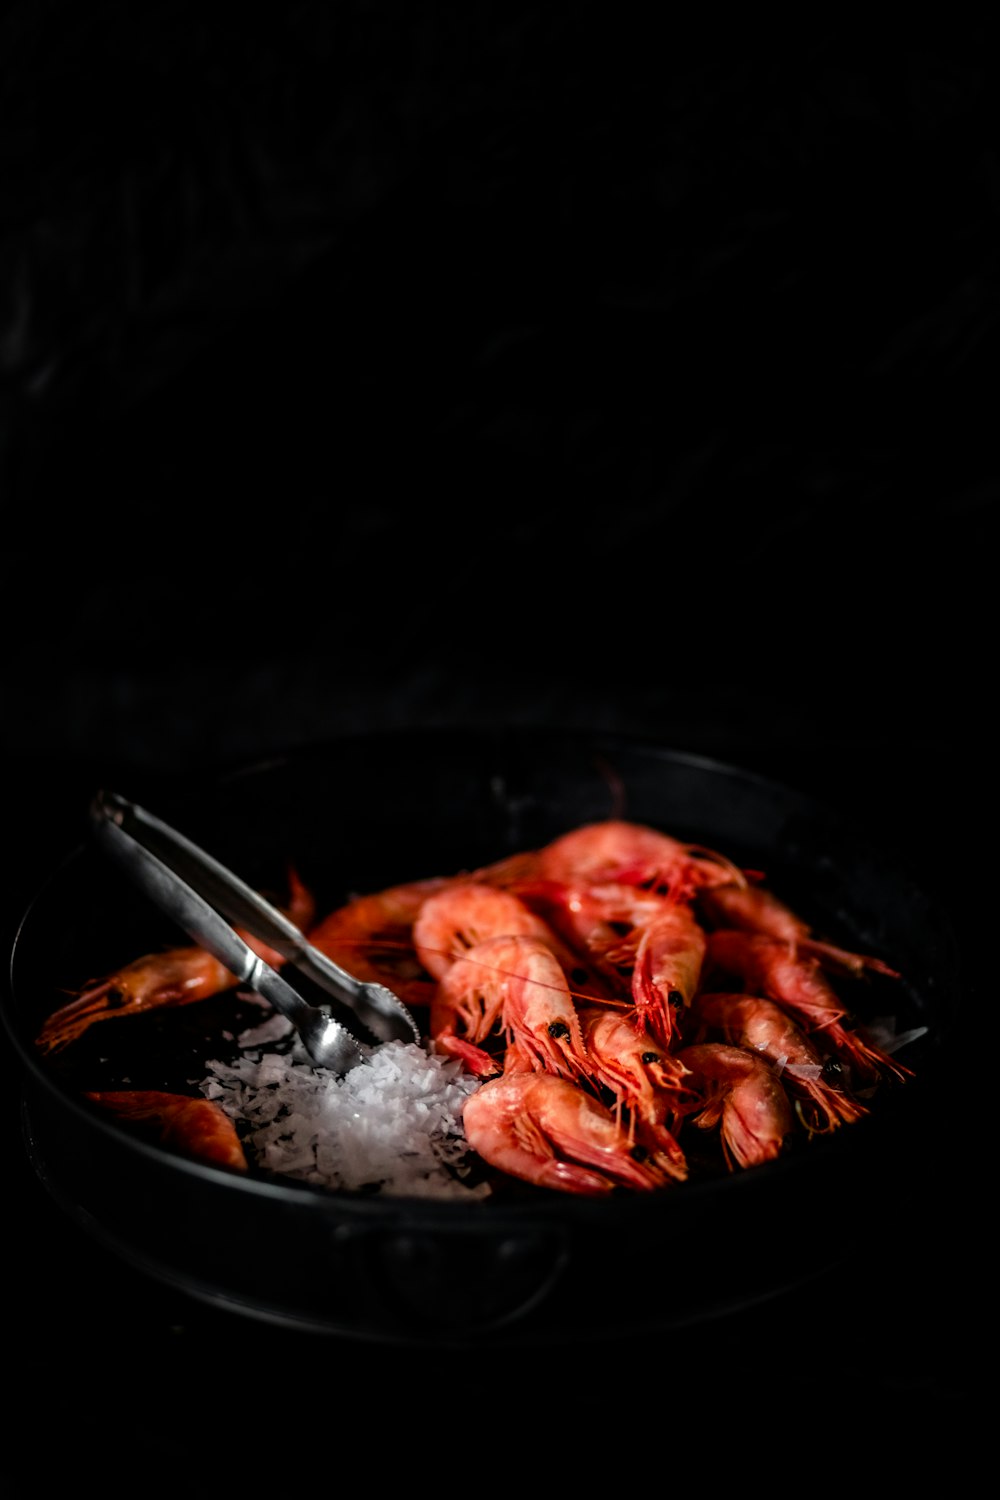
[[89, 790, 421, 1074]]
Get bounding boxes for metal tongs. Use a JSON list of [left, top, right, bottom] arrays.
[[89, 790, 420, 1074]]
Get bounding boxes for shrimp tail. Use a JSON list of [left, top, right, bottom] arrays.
[[799, 938, 901, 980], [432, 1034, 503, 1079]]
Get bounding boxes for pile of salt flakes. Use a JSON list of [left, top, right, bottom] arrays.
[[200, 1005, 491, 1201]]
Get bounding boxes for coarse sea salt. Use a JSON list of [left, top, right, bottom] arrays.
[[200, 1016, 491, 1201]]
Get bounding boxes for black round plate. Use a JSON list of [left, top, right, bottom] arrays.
[[0, 728, 960, 1345]]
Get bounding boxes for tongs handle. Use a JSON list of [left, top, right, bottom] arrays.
[[89, 791, 418, 1071]]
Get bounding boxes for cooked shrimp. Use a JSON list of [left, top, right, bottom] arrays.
[[430, 933, 590, 1083], [630, 899, 707, 1049], [413, 882, 560, 981], [514, 877, 666, 997], [672, 1043, 795, 1171], [461, 1071, 675, 1196], [37, 868, 315, 1055], [307, 874, 456, 1009], [579, 1005, 692, 1176], [413, 879, 613, 1005], [689, 992, 868, 1134], [85, 1090, 248, 1172], [536, 819, 748, 900], [704, 931, 913, 1087], [697, 881, 900, 978]]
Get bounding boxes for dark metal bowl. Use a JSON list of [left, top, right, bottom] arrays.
[[0, 728, 960, 1345]]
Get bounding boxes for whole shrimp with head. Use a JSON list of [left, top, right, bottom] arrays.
[[629, 898, 707, 1049], [36, 868, 317, 1055], [517, 821, 726, 1042], [429, 932, 591, 1083], [411, 881, 601, 987], [534, 819, 749, 900], [703, 930, 912, 1088], [579, 1003, 692, 1177], [462, 1071, 679, 1196], [513, 877, 667, 999], [689, 992, 869, 1134]]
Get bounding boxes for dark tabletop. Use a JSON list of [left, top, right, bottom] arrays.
[[0, 5, 990, 1478]]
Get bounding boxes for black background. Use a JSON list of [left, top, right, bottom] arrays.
[[0, 5, 991, 1478]]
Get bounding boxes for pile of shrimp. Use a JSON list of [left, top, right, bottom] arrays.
[[36, 819, 918, 1198]]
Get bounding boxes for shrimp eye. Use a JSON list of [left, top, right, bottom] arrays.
[[641, 1050, 661, 1064], [570, 967, 591, 986], [630, 1144, 649, 1161], [547, 1021, 570, 1040], [821, 1057, 845, 1087], [106, 987, 126, 1010], [667, 989, 683, 1006], [609, 920, 631, 937]]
